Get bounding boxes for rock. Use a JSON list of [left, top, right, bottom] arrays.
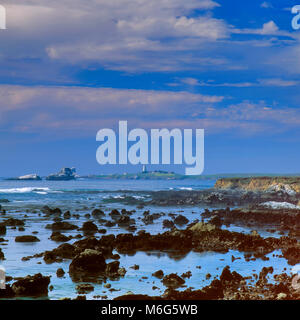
[[76, 283, 94, 294], [118, 268, 127, 277], [162, 273, 185, 288], [18, 227, 25, 232], [152, 270, 164, 279], [0, 224, 6, 235], [17, 174, 42, 181], [0, 248, 4, 260], [109, 209, 121, 218], [46, 221, 78, 231], [50, 231, 70, 242], [276, 292, 287, 300], [56, 268, 65, 277], [2, 218, 25, 227], [81, 221, 98, 232], [162, 220, 175, 229], [188, 222, 216, 233], [92, 209, 105, 217], [46, 167, 76, 181], [104, 283, 111, 289], [63, 211, 71, 219], [220, 266, 243, 284], [117, 215, 131, 225], [106, 261, 120, 276], [208, 215, 222, 227], [174, 215, 189, 225], [44, 243, 76, 263], [11, 273, 50, 297], [15, 235, 40, 243], [69, 249, 107, 276], [42, 206, 62, 216], [130, 264, 139, 270]]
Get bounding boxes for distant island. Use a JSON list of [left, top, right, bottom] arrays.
[[4, 166, 300, 181]]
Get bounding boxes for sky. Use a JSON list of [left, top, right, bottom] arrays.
[[0, 0, 300, 176]]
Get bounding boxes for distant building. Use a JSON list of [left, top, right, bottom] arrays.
[[142, 165, 147, 173]]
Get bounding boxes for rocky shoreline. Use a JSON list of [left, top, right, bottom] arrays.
[[0, 181, 300, 300]]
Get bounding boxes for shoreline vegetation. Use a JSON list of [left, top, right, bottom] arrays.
[[0, 175, 300, 300]]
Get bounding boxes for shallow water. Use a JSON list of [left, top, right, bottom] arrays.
[[0, 178, 295, 300]]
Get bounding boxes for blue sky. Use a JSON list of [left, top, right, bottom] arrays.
[[0, 0, 300, 176]]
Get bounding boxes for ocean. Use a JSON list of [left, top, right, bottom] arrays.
[[0, 178, 292, 299]]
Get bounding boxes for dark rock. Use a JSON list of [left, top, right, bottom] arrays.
[[11, 273, 50, 297], [0, 224, 6, 235], [81, 221, 98, 232], [46, 221, 78, 231], [50, 231, 70, 242], [162, 273, 185, 288], [56, 268, 65, 277], [69, 249, 107, 277], [0, 248, 4, 260], [2, 218, 25, 227], [152, 270, 164, 279], [162, 220, 175, 229], [15, 235, 40, 243], [109, 209, 121, 219], [106, 261, 120, 276], [63, 211, 71, 219], [92, 209, 105, 217], [76, 283, 94, 294], [174, 215, 189, 225]]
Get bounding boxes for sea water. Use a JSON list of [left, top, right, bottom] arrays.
[[0, 178, 292, 299]]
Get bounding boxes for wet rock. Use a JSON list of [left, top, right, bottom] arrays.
[[18, 227, 25, 232], [92, 209, 105, 217], [42, 206, 62, 216], [162, 273, 185, 288], [106, 261, 120, 276], [105, 221, 116, 227], [0, 248, 4, 260], [109, 209, 121, 219], [56, 268, 65, 277], [162, 220, 175, 229], [0, 224, 6, 235], [46, 221, 78, 231], [63, 211, 71, 219], [81, 221, 98, 232], [69, 249, 107, 277], [2, 218, 25, 227], [282, 246, 300, 265], [44, 243, 76, 263], [76, 283, 94, 294], [11, 273, 50, 297], [15, 235, 40, 242], [152, 270, 164, 279], [130, 264, 139, 270], [174, 215, 189, 225], [220, 266, 243, 285], [208, 215, 222, 227], [50, 231, 70, 242]]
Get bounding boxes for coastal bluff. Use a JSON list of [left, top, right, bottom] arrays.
[[214, 176, 300, 193]]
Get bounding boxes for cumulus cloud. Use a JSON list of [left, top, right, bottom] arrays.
[[0, 85, 299, 138]]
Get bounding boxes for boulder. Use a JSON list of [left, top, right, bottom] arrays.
[[69, 249, 106, 276], [11, 273, 50, 297], [15, 235, 40, 242]]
